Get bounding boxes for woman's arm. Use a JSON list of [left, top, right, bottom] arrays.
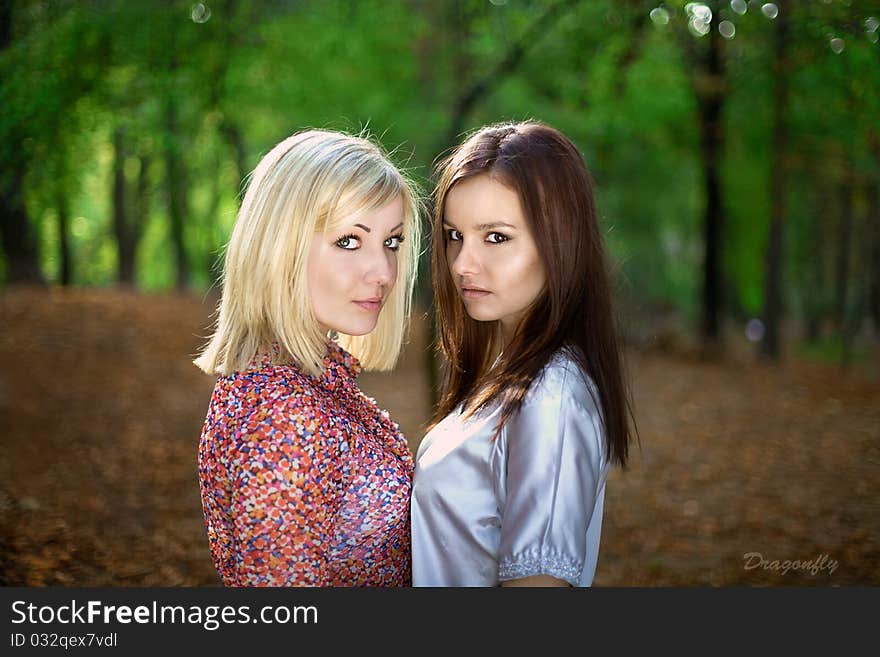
[[496, 367, 606, 587], [501, 575, 570, 587], [199, 396, 238, 585], [222, 394, 340, 586]]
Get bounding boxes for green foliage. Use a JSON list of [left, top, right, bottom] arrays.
[[1, 0, 878, 353]]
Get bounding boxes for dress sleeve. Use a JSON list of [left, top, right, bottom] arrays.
[[496, 368, 607, 586], [204, 392, 341, 587]]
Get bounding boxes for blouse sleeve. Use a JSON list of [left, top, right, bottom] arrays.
[[202, 392, 341, 587], [496, 367, 607, 586], [198, 394, 238, 583]]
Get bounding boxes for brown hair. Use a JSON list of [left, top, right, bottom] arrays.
[[431, 121, 635, 468]]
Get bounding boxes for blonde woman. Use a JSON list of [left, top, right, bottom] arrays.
[[194, 129, 421, 586]]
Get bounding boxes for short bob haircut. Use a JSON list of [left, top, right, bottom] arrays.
[[194, 129, 421, 378]]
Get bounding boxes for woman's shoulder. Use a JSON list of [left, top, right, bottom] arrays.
[[523, 347, 600, 416], [218, 360, 309, 393], [216, 363, 328, 425], [508, 348, 607, 466], [221, 369, 346, 472]]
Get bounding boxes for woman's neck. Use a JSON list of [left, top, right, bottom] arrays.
[[486, 323, 507, 374], [499, 315, 518, 348]]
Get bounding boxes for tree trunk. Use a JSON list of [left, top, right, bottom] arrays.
[[130, 152, 150, 283], [868, 160, 880, 379], [112, 129, 136, 286], [0, 0, 45, 285], [164, 92, 190, 291], [205, 149, 224, 289], [613, 1, 651, 98], [0, 169, 45, 285], [56, 186, 72, 286], [220, 121, 247, 201], [870, 136, 880, 334], [760, 0, 790, 360], [834, 171, 853, 332], [695, 14, 727, 350], [840, 182, 875, 370], [803, 199, 824, 342]]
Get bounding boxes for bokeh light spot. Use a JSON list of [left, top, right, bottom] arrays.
[[761, 3, 779, 19], [745, 319, 765, 342], [191, 3, 211, 24], [719, 20, 736, 39], [650, 7, 670, 26]]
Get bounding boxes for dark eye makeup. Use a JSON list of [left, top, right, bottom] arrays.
[[335, 233, 405, 251], [444, 227, 510, 244]]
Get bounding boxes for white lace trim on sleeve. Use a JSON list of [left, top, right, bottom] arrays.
[[498, 553, 582, 585]]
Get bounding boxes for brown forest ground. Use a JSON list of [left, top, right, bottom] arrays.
[[0, 287, 877, 586]]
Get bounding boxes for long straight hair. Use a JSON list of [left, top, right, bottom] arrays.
[[431, 121, 635, 468]]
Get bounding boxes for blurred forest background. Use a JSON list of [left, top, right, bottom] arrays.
[[1, 0, 878, 586]]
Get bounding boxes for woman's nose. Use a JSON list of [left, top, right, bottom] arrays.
[[450, 243, 480, 277], [364, 248, 394, 286]]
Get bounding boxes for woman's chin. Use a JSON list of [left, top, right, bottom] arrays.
[[333, 320, 379, 337], [464, 309, 500, 323]]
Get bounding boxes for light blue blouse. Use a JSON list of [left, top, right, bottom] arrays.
[[411, 350, 610, 587]]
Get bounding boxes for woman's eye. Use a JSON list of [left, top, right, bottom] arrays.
[[335, 235, 361, 250], [486, 232, 509, 244], [446, 229, 462, 241], [384, 235, 405, 251]]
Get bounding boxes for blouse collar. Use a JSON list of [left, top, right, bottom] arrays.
[[320, 339, 362, 391], [252, 339, 361, 391], [324, 339, 362, 377]]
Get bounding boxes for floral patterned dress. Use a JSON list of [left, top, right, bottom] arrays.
[[197, 340, 413, 586]]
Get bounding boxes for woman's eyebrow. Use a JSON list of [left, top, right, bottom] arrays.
[[442, 220, 516, 231], [352, 222, 404, 234], [475, 221, 516, 230]]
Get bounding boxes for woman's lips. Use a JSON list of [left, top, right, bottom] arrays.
[[461, 288, 491, 300], [353, 299, 383, 312]]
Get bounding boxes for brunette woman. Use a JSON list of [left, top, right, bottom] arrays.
[[411, 121, 635, 587]]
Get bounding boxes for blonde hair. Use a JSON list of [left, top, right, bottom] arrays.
[[193, 129, 421, 377]]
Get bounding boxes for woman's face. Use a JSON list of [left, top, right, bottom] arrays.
[[443, 174, 546, 341], [307, 195, 405, 336]]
